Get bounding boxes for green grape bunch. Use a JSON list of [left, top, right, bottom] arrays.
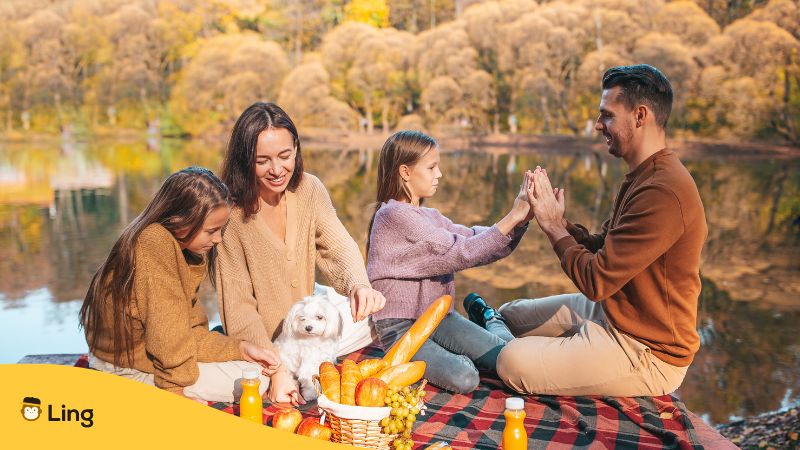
[[379, 381, 428, 450]]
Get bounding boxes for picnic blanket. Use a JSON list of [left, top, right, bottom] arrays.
[[75, 345, 709, 449]]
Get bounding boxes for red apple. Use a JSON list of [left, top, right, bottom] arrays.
[[271, 406, 302, 432], [296, 417, 332, 441], [355, 377, 389, 407]]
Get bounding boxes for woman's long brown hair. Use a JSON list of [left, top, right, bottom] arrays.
[[367, 130, 438, 255], [79, 167, 230, 366]]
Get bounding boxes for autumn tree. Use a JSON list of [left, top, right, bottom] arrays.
[[277, 57, 358, 130], [345, 0, 390, 28], [321, 22, 413, 132], [170, 33, 289, 135]]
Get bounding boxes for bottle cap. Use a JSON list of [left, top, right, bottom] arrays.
[[505, 397, 524, 410], [242, 367, 260, 379]]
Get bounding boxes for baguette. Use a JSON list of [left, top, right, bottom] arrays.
[[376, 361, 426, 389], [358, 358, 388, 379], [382, 295, 452, 367]]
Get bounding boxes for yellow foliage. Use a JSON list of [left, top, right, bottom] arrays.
[[344, 0, 390, 28]]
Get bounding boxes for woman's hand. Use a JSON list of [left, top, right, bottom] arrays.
[[350, 286, 387, 322], [239, 341, 281, 376], [268, 367, 305, 406], [496, 171, 533, 235], [510, 170, 533, 223]]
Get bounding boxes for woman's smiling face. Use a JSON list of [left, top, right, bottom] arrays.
[[255, 127, 296, 197]]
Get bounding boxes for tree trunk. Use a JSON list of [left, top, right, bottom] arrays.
[[54, 92, 63, 130], [140, 87, 151, 123], [366, 104, 374, 134], [5, 93, 12, 130], [381, 102, 390, 134], [411, 0, 418, 32], [293, 1, 303, 64], [594, 11, 603, 50], [541, 96, 551, 134], [779, 56, 797, 144], [766, 166, 787, 234]]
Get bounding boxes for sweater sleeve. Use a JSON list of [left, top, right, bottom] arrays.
[[553, 185, 684, 301], [135, 244, 200, 393], [215, 219, 275, 350], [189, 299, 242, 363], [437, 213, 480, 237], [312, 177, 371, 296], [374, 206, 513, 279], [565, 218, 609, 253]]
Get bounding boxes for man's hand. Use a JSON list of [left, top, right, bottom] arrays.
[[527, 167, 570, 245], [239, 341, 281, 376], [350, 286, 386, 322]]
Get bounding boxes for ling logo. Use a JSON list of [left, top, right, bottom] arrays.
[[20, 396, 94, 427], [22, 397, 42, 421]]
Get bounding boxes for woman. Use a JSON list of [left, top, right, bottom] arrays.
[[215, 102, 385, 405], [366, 131, 532, 393], [80, 167, 281, 402]]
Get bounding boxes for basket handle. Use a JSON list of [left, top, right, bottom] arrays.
[[311, 374, 323, 398]]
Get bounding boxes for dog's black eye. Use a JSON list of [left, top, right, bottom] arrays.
[[315, 315, 323, 320]]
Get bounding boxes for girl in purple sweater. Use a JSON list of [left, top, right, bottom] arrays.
[[366, 130, 532, 393]]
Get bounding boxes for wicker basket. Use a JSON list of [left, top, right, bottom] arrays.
[[312, 375, 397, 449]]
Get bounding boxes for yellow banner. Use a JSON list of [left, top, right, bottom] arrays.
[[2, 364, 348, 449]]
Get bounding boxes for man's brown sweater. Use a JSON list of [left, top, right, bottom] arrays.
[[87, 224, 242, 393], [553, 149, 707, 367]]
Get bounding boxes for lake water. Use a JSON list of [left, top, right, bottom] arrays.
[[1, 137, 797, 425]]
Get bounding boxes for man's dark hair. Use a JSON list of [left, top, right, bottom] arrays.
[[602, 64, 673, 129]]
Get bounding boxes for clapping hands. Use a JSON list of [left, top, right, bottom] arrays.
[[524, 166, 570, 244], [499, 167, 568, 239]]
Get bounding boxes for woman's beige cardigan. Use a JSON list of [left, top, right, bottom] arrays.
[[215, 173, 370, 350]]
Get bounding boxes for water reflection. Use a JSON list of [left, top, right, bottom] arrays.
[[0, 139, 797, 425]]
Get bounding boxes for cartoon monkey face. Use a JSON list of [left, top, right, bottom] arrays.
[[22, 404, 41, 420], [21, 397, 42, 421]]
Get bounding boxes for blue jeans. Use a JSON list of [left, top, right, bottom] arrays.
[[375, 312, 511, 394]]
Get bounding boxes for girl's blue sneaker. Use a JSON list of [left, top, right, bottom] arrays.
[[463, 292, 502, 329]]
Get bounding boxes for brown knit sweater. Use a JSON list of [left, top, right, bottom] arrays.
[[87, 224, 243, 393], [554, 149, 707, 367], [215, 173, 370, 351]]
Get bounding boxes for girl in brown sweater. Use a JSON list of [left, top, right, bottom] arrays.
[[80, 167, 280, 402]]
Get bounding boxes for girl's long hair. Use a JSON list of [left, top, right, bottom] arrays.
[[367, 130, 438, 255], [79, 167, 230, 366], [221, 102, 303, 220]]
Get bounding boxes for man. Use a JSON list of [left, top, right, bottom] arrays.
[[468, 64, 707, 396]]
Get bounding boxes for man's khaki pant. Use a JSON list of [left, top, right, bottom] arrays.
[[496, 293, 688, 397]]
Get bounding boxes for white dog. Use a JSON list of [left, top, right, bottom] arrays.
[[275, 293, 343, 401]]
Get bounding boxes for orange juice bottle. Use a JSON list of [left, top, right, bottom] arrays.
[[502, 397, 527, 450], [239, 367, 263, 424]]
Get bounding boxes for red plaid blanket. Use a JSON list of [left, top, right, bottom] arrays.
[[75, 347, 709, 449]]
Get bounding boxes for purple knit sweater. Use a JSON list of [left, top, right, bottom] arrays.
[[367, 199, 526, 320]]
